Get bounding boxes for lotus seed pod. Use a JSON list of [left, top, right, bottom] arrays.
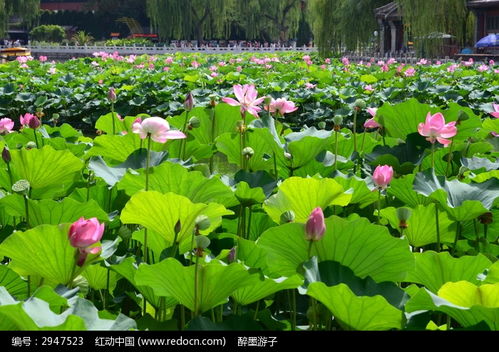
[[264, 96, 272, 106], [26, 141, 37, 149], [242, 146, 254, 159], [318, 121, 326, 129], [332, 116, 343, 127], [195, 235, 211, 249], [12, 179, 30, 194], [209, 94, 218, 107], [396, 207, 412, 229], [195, 215, 211, 231], [353, 99, 366, 110], [280, 210, 295, 224], [188, 116, 200, 129]]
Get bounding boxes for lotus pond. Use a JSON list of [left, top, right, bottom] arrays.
[[0, 53, 498, 331]]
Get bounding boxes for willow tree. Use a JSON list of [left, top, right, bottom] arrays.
[[395, 0, 474, 56], [309, 0, 341, 56], [0, 0, 40, 37], [147, 0, 233, 41]]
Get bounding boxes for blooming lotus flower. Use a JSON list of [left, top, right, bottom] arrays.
[[381, 64, 389, 72], [418, 112, 457, 146], [222, 84, 265, 117], [325, 58, 331, 64], [387, 58, 397, 65], [364, 108, 380, 129], [373, 165, 394, 190], [0, 118, 14, 134], [266, 98, 298, 116], [132, 117, 186, 143], [490, 103, 499, 118], [39, 56, 47, 62], [305, 207, 326, 242], [20, 113, 40, 129], [69, 217, 105, 266], [191, 60, 200, 68], [305, 82, 316, 89], [404, 67, 416, 77], [364, 84, 374, 92], [478, 64, 489, 72], [341, 57, 350, 66]]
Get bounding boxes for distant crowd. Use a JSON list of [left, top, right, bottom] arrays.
[[169, 40, 312, 49]]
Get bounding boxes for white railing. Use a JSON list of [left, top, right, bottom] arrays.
[[1, 44, 316, 55]]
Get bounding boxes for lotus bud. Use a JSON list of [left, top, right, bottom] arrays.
[[26, 141, 37, 149], [264, 96, 272, 107], [227, 247, 236, 263], [280, 210, 295, 224], [236, 120, 246, 133], [242, 146, 254, 160], [184, 92, 194, 111], [108, 87, 117, 102], [52, 113, 60, 124], [396, 207, 412, 229], [318, 121, 326, 130], [188, 116, 200, 129], [12, 179, 30, 195], [195, 215, 211, 231], [35, 108, 45, 119], [209, 94, 218, 107], [284, 151, 292, 160], [305, 207, 326, 241], [2, 147, 11, 163], [174, 220, 182, 234], [353, 99, 366, 111]]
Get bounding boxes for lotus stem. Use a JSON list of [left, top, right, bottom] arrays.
[[180, 110, 189, 160], [334, 130, 339, 171], [431, 142, 436, 170], [33, 129, 39, 149], [143, 135, 152, 265], [291, 290, 297, 331], [209, 107, 216, 174], [246, 206, 252, 240], [377, 190, 382, 225], [24, 195, 29, 227], [253, 300, 260, 321], [6, 162, 13, 188], [353, 110, 358, 153], [273, 151, 278, 181], [451, 221, 461, 255], [111, 103, 116, 135], [180, 305, 185, 330], [361, 130, 367, 155], [445, 141, 454, 177], [307, 240, 313, 259], [435, 204, 441, 252], [193, 254, 200, 316]]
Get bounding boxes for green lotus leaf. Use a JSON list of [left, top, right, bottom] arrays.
[[380, 204, 455, 247], [414, 170, 499, 221], [405, 287, 499, 330], [118, 161, 237, 207], [307, 282, 404, 330], [111, 257, 173, 310], [0, 224, 99, 286], [263, 177, 352, 224], [121, 191, 233, 248], [232, 274, 302, 306], [404, 251, 492, 293], [376, 98, 436, 139], [257, 216, 413, 282], [9, 145, 84, 199], [135, 258, 252, 313], [285, 128, 333, 169], [388, 174, 431, 207], [82, 265, 118, 292], [438, 281, 499, 308], [332, 172, 378, 208], [0, 265, 27, 300], [484, 261, 499, 284], [234, 181, 266, 206]]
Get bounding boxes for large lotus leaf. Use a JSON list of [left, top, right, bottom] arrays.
[[0, 224, 99, 286], [81, 265, 118, 292], [307, 282, 404, 330], [444, 103, 483, 141], [286, 129, 333, 169], [332, 172, 378, 208], [9, 145, 83, 199], [0, 287, 136, 330], [95, 112, 126, 135], [303, 259, 408, 310], [237, 238, 271, 273], [169, 105, 243, 145], [387, 174, 431, 207], [232, 273, 302, 306], [484, 262, 499, 284], [234, 170, 277, 198], [263, 177, 352, 224], [111, 257, 172, 310], [135, 258, 252, 313], [413, 170, 499, 221], [482, 118, 499, 135], [438, 281, 499, 308], [234, 181, 266, 206], [257, 216, 413, 282], [118, 162, 237, 207], [405, 287, 499, 330], [471, 170, 499, 183], [216, 128, 285, 173], [404, 251, 492, 293], [376, 98, 436, 139], [121, 191, 233, 248], [0, 265, 27, 300], [380, 204, 455, 247], [461, 157, 499, 172]]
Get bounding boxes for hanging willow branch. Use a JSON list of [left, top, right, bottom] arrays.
[[0, 0, 40, 38]]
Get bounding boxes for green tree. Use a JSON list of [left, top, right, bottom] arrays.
[[0, 0, 40, 37], [146, 0, 233, 41]]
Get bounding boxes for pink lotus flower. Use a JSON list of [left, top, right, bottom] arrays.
[[222, 84, 265, 117], [490, 103, 499, 118], [489, 60, 495, 66], [165, 56, 174, 64], [447, 64, 458, 73], [191, 61, 200, 68], [341, 57, 350, 66], [364, 108, 380, 129], [20, 113, 40, 129], [0, 118, 14, 134], [39, 56, 47, 62], [418, 112, 457, 146], [387, 58, 397, 65], [305, 82, 316, 89], [478, 64, 489, 72], [266, 98, 298, 116], [305, 207, 326, 242], [373, 165, 393, 190], [325, 58, 331, 64], [404, 67, 416, 77], [132, 117, 186, 143], [48, 67, 57, 75], [417, 58, 428, 65], [236, 66, 242, 72], [69, 217, 105, 266], [381, 64, 389, 72], [163, 66, 170, 72], [363, 84, 374, 92], [435, 61, 442, 65]]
